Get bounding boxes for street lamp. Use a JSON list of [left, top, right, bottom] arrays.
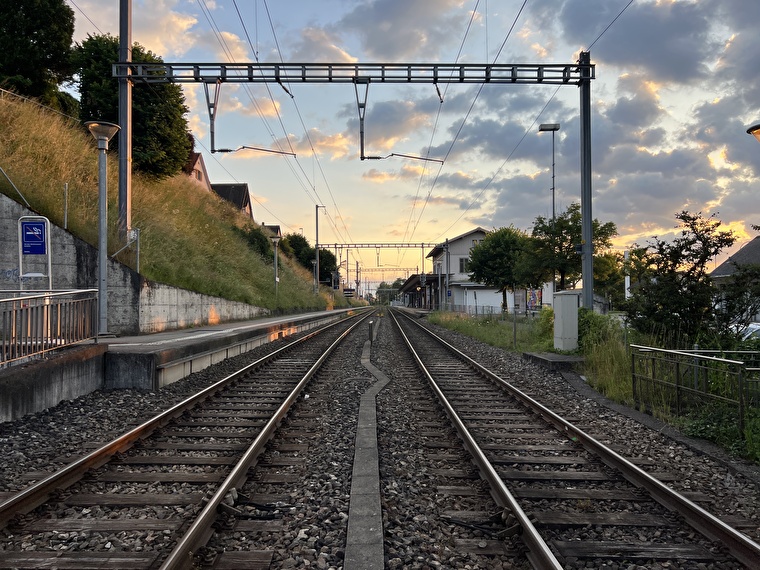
[[85, 120, 120, 336], [539, 123, 560, 297], [538, 123, 560, 220], [747, 123, 760, 144], [271, 235, 281, 301], [315, 205, 325, 294]]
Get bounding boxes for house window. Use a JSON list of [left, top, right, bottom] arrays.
[[459, 257, 470, 273]]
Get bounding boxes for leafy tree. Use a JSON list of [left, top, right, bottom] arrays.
[[237, 224, 271, 258], [318, 249, 338, 285], [468, 226, 533, 311], [73, 34, 191, 178], [594, 251, 626, 309], [623, 211, 736, 347], [283, 233, 314, 268], [0, 0, 76, 112], [281, 232, 337, 286], [375, 278, 404, 304], [531, 202, 617, 290]]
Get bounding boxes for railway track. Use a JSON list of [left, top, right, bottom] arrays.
[[0, 309, 373, 569], [390, 308, 760, 569]]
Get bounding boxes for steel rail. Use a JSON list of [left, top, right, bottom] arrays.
[[159, 308, 376, 570], [389, 310, 563, 570], [0, 310, 370, 530], [396, 309, 760, 569]]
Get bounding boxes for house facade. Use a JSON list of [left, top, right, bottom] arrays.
[[399, 227, 553, 314], [711, 236, 760, 322]]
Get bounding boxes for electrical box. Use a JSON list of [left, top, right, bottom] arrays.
[[554, 290, 581, 351]]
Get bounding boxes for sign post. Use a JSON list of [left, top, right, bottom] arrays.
[[18, 216, 52, 290]]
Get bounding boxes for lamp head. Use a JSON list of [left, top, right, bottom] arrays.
[[538, 123, 560, 132], [85, 121, 120, 151], [85, 121, 120, 141], [747, 123, 760, 144]]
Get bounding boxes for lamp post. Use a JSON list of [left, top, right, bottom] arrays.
[[539, 123, 560, 297], [271, 235, 281, 301], [538, 123, 560, 220], [85, 120, 120, 336], [315, 205, 325, 294]]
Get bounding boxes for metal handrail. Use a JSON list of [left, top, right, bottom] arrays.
[[0, 289, 98, 365]]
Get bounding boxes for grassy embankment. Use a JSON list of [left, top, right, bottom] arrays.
[[429, 309, 760, 462], [0, 92, 352, 313]]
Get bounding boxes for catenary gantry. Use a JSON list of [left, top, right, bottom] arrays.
[[113, 55, 596, 308]]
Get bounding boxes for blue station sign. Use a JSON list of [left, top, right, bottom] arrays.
[[21, 220, 47, 255]]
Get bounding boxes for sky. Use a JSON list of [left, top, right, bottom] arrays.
[[66, 0, 760, 292]]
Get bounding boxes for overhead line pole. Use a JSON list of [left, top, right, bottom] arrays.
[[118, 0, 132, 241]]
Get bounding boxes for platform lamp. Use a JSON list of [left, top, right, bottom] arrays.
[[539, 122, 560, 297], [747, 123, 760, 143], [85, 120, 120, 336], [271, 235, 281, 300], [538, 123, 560, 220]]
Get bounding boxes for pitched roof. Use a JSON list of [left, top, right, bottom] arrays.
[[711, 236, 760, 278], [426, 226, 488, 258], [211, 183, 251, 211], [261, 224, 282, 237]]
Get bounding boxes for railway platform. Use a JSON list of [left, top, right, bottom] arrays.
[[0, 308, 358, 423]]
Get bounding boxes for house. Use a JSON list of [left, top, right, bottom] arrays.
[[211, 183, 254, 219], [711, 236, 760, 322], [183, 152, 212, 193], [261, 224, 282, 238], [711, 236, 760, 279], [399, 227, 552, 314]]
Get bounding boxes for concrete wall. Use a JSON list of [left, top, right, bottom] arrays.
[[1, 192, 267, 335], [138, 281, 266, 333], [0, 344, 107, 422]]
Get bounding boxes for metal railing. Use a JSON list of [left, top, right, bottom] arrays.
[[631, 345, 760, 438], [0, 290, 98, 366]]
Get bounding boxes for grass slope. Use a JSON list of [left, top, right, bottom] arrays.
[[0, 92, 347, 312]]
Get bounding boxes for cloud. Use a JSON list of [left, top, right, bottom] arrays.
[[287, 28, 357, 62], [337, 0, 465, 59], [558, 0, 718, 84], [273, 129, 352, 160]]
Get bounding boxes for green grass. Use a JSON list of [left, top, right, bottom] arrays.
[[0, 92, 355, 313]]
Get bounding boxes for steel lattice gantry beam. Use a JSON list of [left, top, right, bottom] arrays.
[[318, 243, 436, 249], [113, 55, 596, 308], [113, 61, 594, 85]]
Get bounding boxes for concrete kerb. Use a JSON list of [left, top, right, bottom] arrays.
[[343, 340, 391, 570]]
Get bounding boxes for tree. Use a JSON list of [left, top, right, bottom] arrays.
[[283, 233, 314, 268], [531, 202, 617, 290], [623, 211, 736, 347], [318, 249, 338, 286], [375, 278, 405, 304], [73, 34, 191, 178], [0, 0, 76, 112], [281, 232, 337, 286], [468, 226, 533, 311], [594, 251, 626, 309]]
